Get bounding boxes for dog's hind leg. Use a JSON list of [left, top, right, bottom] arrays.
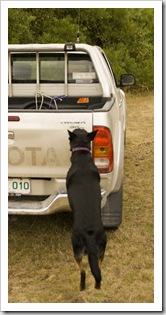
[[98, 255, 104, 269], [94, 256, 104, 289], [72, 232, 86, 290], [75, 255, 86, 291], [95, 230, 107, 289]]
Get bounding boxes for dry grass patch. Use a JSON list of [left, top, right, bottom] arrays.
[[8, 92, 154, 303]]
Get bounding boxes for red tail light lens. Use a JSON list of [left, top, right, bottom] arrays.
[[8, 116, 20, 121], [93, 126, 113, 173]]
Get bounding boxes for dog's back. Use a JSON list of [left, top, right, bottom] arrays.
[[66, 129, 107, 290]]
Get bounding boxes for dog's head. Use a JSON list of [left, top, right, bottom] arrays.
[[68, 128, 98, 152]]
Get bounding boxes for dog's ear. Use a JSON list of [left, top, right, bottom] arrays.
[[68, 130, 72, 138], [68, 130, 77, 141], [87, 130, 98, 141]]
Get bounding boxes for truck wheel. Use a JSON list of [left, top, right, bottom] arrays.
[[101, 183, 123, 228]]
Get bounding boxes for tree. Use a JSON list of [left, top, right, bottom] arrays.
[[8, 8, 154, 90], [8, 9, 35, 43]]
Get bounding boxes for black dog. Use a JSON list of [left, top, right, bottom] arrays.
[[66, 128, 107, 290]]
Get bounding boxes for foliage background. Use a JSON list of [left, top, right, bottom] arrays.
[[8, 8, 154, 90]]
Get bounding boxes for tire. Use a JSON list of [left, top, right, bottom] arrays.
[[101, 183, 123, 228]]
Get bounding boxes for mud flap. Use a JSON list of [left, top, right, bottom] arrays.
[[101, 183, 123, 228]]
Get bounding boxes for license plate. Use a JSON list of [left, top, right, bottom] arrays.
[[8, 178, 31, 195]]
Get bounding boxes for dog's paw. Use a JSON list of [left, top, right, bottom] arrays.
[[80, 270, 86, 291], [80, 283, 86, 291], [95, 282, 101, 290]]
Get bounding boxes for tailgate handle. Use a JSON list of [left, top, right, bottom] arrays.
[[8, 131, 15, 140]]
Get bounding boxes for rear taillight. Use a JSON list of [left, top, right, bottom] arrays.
[[8, 116, 20, 121], [93, 126, 113, 173]]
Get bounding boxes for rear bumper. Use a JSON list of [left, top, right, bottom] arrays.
[[8, 189, 106, 215], [8, 190, 70, 215]]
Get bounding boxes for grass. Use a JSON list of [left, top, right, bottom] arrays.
[[8, 92, 154, 303]]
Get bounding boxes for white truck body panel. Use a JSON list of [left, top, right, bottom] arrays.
[[8, 111, 93, 177]]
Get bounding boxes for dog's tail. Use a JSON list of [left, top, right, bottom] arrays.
[[84, 233, 101, 288]]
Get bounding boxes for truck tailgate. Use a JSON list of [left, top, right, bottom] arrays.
[[8, 111, 93, 178]]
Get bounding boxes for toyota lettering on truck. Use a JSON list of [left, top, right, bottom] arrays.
[[8, 43, 135, 227]]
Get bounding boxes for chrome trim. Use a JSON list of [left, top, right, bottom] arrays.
[[8, 191, 69, 215], [8, 189, 106, 215]]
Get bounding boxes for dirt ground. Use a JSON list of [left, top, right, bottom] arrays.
[[8, 92, 154, 304]]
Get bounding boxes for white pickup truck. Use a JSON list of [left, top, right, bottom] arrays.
[[8, 43, 135, 227]]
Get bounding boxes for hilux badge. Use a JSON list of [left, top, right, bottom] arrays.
[[60, 120, 85, 124]]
